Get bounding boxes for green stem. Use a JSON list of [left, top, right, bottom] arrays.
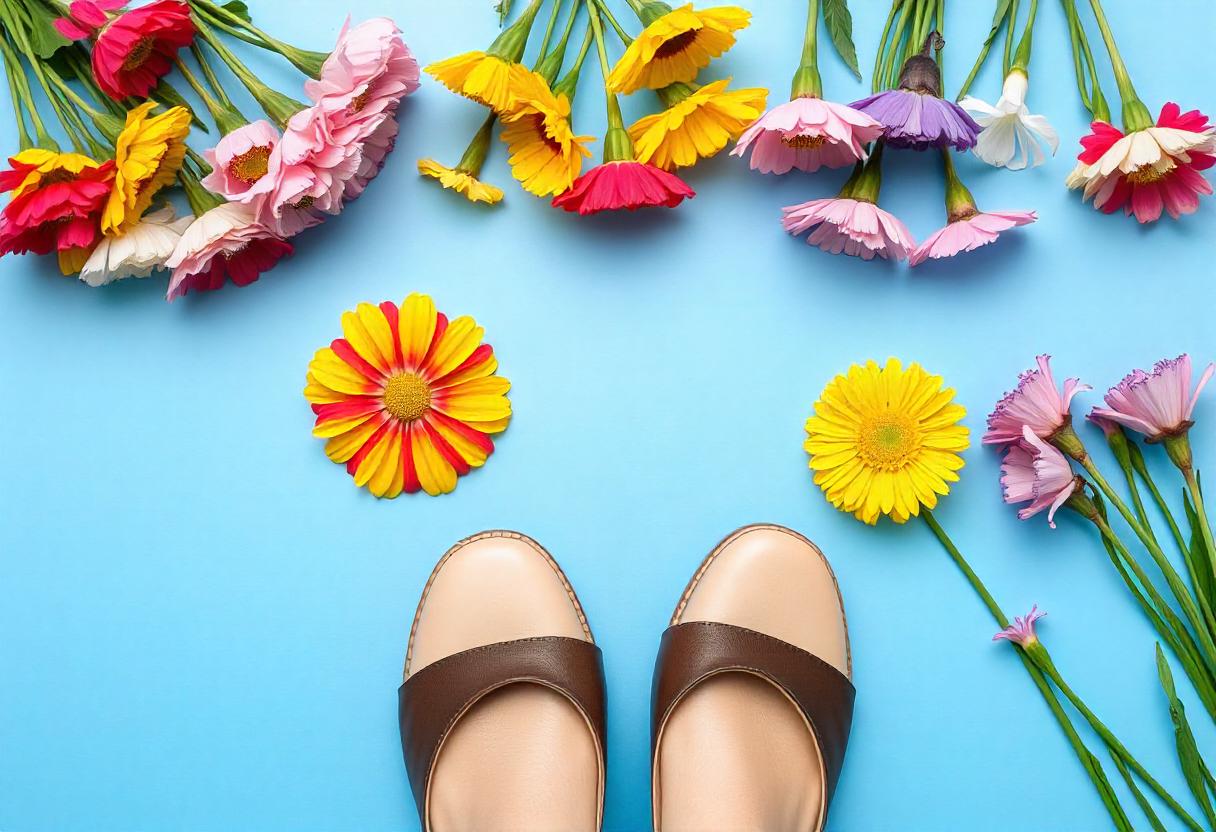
[[921, 510, 1133, 830], [536, 0, 583, 82], [191, 0, 327, 77], [881, 0, 915, 91], [957, 0, 1009, 100], [191, 43, 234, 109], [193, 14, 304, 128], [790, 0, 823, 98], [554, 23, 594, 100], [1002, 0, 1019, 76], [456, 113, 497, 176], [873, 0, 901, 92], [1087, 0, 1151, 131], [1031, 647, 1205, 832], [588, 0, 633, 162], [537, 0, 565, 56], [595, 0, 633, 44], [1079, 453, 1216, 673], [3, 54, 33, 150], [1184, 468, 1216, 590], [1011, 0, 1038, 72], [173, 56, 241, 134]]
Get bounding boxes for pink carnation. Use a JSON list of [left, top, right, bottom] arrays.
[[985, 355, 1090, 447], [165, 203, 292, 300], [305, 17, 419, 133], [732, 97, 884, 174], [1090, 354, 1214, 440], [1001, 426, 1079, 528], [993, 605, 1046, 648], [909, 210, 1036, 266], [343, 117, 399, 201], [781, 197, 916, 260]]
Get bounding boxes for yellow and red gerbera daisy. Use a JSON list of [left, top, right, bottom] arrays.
[[304, 293, 511, 497]]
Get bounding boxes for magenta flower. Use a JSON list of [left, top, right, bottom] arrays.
[[909, 210, 1036, 266], [1001, 426, 1079, 528], [993, 605, 1046, 647], [731, 98, 884, 174], [1090, 355, 1215, 441], [782, 198, 916, 260], [985, 355, 1091, 447]]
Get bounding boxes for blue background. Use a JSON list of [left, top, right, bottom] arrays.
[[2, 0, 1216, 829]]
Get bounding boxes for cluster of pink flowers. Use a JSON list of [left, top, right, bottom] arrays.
[[174, 18, 419, 299], [985, 353, 1214, 528]]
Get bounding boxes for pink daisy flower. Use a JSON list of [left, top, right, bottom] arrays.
[[165, 203, 292, 300], [1090, 355, 1215, 441], [782, 197, 916, 261], [200, 120, 281, 204], [993, 605, 1046, 647], [985, 355, 1090, 447], [305, 17, 420, 133], [909, 210, 1036, 266], [343, 117, 399, 201], [1001, 426, 1079, 528], [731, 97, 884, 174]]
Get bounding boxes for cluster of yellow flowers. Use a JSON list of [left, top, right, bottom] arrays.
[[420, 0, 769, 206]]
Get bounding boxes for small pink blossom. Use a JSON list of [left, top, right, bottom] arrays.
[[908, 210, 1036, 266], [1090, 355, 1215, 440], [1001, 426, 1079, 528], [305, 17, 419, 133], [993, 605, 1046, 647], [985, 355, 1090, 447], [731, 97, 884, 174], [1086, 411, 1123, 438], [781, 197, 916, 260], [200, 120, 281, 204]]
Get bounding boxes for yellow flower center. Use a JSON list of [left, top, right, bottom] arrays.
[[227, 145, 272, 184], [655, 30, 698, 59], [858, 414, 920, 471], [1127, 164, 1170, 185], [383, 373, 432, 422], [122, 36, 156, 71], [782, 134, 827, 149]]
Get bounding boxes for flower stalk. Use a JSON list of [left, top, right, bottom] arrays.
[[791, 0, 823, 99], [1086, 0, 1152, 132], [588, 0, 634, 162], [193, 13, 305, 128]]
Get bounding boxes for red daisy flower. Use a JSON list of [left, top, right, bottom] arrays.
[[0, 149, 115, 274], [56, 0, 195, 100], [551, 160, 695, 215]]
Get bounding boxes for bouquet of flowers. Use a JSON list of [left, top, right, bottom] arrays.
[[420, 0, 767, 213], [803, 355, 1216, 830], [0, 0, 418, 298]]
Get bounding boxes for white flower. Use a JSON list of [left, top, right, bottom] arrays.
[[1068, 124, 1215, 200], [80, 205, 193, 287], [960, 70, 1059, 170]]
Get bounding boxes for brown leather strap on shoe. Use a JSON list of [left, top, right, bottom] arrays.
[[399, 636, 607, 823], [652, 621, 855, 809]]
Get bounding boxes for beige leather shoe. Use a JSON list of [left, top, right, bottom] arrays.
[[651, 524, 854, 832], [398, 531, 607, 832]]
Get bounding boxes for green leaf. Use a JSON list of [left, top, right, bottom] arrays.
[[1157, 645, 1216, 829], [1184, 489, 1216, 606], [25, 2, 71, 59], [821, 0, 861, 80], [1111, 753, 1168, 832], [221, 1, 253, 24]]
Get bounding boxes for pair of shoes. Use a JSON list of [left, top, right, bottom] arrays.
[[398, 524, 854, 832]]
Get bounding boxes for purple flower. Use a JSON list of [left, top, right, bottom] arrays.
[[993, 605, 1046, 647], [850, 32, 981, 151]]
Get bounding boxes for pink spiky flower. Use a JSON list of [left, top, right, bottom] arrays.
[[985, 355, 1091, 447], [1090, 355, 1214, 442], [1001, 427, 1080, 528], [993, 605, 1046, 647]]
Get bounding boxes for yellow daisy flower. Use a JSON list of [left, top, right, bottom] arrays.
[[629, 78, 767, 170], [606, 4, 751, 95], [102, 101, 191, 236], [804, 358, 969, 525], [500, 70, 594, 197], [418, 159, 504, 205], [426, 51, 533, 113]]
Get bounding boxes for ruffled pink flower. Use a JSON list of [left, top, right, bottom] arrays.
[[200, 120, 281, 204], [1001, 426, 1079, 528], [985, 355, 1090, 447], [305, 17, 419, 133], [993, 605, 1046, 647], [908, 210, 1036, 266], [731, 97, 884, 174], [165, 203, 292, 300], [343, 117, 398, 201], [1090, 355, 1215, 440], [258, 106, 365, 236], [781, 197, 916, 260]]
